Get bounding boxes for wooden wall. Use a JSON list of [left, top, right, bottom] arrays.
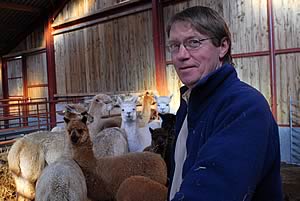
[[55, 0, 135, 24], [10, 26, 45, 53], [54, 9, 156, 95], [274, 0, 300, 125]]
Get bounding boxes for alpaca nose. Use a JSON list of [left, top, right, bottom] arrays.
[[71, 131, 79, 144]]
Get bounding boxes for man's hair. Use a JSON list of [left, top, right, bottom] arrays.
[[166, 6, 232, 64]]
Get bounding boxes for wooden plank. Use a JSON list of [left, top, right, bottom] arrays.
[[234, 56, 271, 105], [276, 53, 300, 125]]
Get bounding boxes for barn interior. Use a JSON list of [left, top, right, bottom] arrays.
[[0, 0, 299, 200]]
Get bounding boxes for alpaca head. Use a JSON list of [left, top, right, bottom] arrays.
[[142, 91, 155, 107], [148, 127, 169, 153], [158, 113, 176, 131], [64, 104, 94, 124], [154, 95, 173, 114], [87, 93, 115, 116], [118, 96, 138, 122], [64, 116, 90, 146]]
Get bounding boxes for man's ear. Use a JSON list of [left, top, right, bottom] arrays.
[[64, 117, 70, 124], [219, 37, 230, 60]]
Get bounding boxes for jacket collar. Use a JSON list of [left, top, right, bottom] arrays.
[[180, 63, 237, 101]]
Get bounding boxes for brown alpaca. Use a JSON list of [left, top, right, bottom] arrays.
[[116, 176, 168, 201], [64, 116, 167, 201]]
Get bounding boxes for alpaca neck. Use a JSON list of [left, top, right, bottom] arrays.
[[122, 120, 141, 152], [71, 140, 97, 169], [88, 111, 104, 137]]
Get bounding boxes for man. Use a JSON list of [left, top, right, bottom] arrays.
[[167, 6, 282, 201]]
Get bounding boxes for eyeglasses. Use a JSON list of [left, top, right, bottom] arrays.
[[167, 37, 214, 54]]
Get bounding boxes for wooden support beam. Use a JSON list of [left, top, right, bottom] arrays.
[[0, 2, 40, 13], [45, 19, 57, 128], [152, 0, 168, 96], [267, 0, 277, 120]]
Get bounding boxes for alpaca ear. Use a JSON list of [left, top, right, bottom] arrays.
[[149, 127, 154, 134], [131, 96, 138, 104], [82, 116, 88, 124], [117, 96, 123, 106], [154, 95, 158, 101], [64, 117, 70, 124]]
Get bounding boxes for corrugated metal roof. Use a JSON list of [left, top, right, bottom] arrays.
[[0, 0, 61, 55]]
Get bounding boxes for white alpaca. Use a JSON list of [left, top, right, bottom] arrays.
[[147, 94, 174, 129], [154, 94, 173, 114], [119, 96, 152, 152], [35, 157, 88, 201]]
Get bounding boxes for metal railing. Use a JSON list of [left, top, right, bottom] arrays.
[[289, 96, 300, 165], [0, 97, 50, 141]]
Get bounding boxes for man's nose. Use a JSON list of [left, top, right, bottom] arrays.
[[176, 44, 191, 59]]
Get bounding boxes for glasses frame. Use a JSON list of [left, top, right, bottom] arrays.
[[167, 37, 215, 54]]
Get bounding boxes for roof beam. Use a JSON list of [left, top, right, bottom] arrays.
[[0, 24, 18, 32], [0, 2, 40, 13]]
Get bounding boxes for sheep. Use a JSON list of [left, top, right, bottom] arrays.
[[119, 96, 153, 152], [35, 157, 88, 201], [64, 115, 167, 201], [116, 175, 168, 201]]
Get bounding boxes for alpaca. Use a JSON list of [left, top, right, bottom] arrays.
[[8, 138, 45, 200], [145, 113, 176, 185], [86, 93, 122, 139], [159, 113, 176, 132], [8, 94, 127, 201], [64, 116, 167, 201], [119, 96, 152, 152], [35, 157, 88, 201], [144, 127, 169, 158], [154, 94, 173, 114], [116, 175, 168, 201], [138, 91, 155, 127]]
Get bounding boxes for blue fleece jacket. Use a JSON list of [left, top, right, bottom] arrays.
[[169, 64, 282, 201]]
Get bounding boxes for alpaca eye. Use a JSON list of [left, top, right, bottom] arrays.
[[122, 109, 124, 111], [166, 104, 169, 106], [132, 108, 135, 111], [96, 99, 99, 102]]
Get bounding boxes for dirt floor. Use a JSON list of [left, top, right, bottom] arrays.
[[281, 163, 300, 201], [0, 147, 299, 201]]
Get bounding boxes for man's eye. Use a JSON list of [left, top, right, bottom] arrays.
[[168, 44, 179, 49], [188, 39, 201, 47]]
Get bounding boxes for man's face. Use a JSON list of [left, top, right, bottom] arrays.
[[168, 21, 228, 88]]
